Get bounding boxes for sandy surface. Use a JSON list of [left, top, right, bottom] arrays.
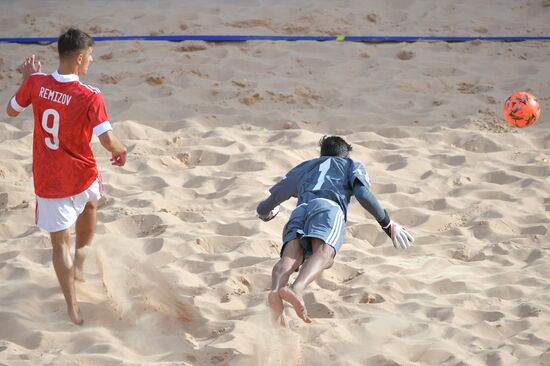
[[0, 1, 549, 365]]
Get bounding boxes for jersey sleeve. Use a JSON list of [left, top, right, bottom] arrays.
[[87, 92, 113, 136], [257, 162, 307, 216], [10, 77, 34, 112], [268, 164, 303, 201], [349, 161, 371, 189], [353, 183, 386, 222]]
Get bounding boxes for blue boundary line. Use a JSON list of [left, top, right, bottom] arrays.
[[0, 35, 550, 43]]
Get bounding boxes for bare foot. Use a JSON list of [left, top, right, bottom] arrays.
[[279, 286, 311, 323], [67, 303, 83, 325], [267, 291, 288, 328]]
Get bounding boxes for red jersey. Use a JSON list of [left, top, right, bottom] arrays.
[[11, 71, 112, 198]]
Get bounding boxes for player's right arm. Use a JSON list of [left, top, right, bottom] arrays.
[[98, 130, 127, 167], [256, 163, 306, 221], [256, 183, 290, 222], [5, 55, 42, 118], [6, 102, 19, 117]]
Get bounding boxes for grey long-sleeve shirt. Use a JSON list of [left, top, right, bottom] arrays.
[[257, 156, 388, 225]]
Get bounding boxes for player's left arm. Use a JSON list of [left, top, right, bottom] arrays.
[[88, 92, 127, 167], [6, 55, 41, 118], [351, 162, 414, 250], [98, 130, 127, 167]]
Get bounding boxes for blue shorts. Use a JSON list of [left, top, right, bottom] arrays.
[[282, 198, 345, 259]]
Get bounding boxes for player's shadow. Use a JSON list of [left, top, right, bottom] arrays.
[[303, 293, 334, 320]]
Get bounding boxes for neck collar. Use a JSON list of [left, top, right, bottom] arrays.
[[53, 70, 79, 83]]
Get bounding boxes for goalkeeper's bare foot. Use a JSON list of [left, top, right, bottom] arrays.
[[268, 291, 288, 327], [279, 286, 311, 323]]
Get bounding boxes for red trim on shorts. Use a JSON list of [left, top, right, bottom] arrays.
[[35, 201, 38, 225]]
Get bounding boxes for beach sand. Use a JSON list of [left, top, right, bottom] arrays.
[[0, 1, 549, 365]]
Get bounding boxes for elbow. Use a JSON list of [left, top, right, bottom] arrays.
[[352, 184, 365, 199]]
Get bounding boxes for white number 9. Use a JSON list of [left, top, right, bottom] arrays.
[[42, 108, 60, 150]]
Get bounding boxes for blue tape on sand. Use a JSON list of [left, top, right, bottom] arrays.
[[0, 35, 549, 43]]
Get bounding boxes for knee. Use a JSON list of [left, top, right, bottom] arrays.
[[50, 230, 70, 248], [85, 201, 98, 212], [320, 245, 336, 268], [51, 240, 68, 250], [80, 202, 98, 218], [51, 241, 73, 267]]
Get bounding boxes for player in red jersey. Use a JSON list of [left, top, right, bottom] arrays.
[[5, 28, 127, 324]]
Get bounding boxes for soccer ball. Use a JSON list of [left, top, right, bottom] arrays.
[[503, 91, 541, 128]]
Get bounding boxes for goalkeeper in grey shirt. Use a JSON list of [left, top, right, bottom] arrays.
[[257, 136, 414, 326]]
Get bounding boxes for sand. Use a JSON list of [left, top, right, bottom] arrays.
[[0, 1, 549, 365]]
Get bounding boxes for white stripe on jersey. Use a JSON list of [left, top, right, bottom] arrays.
[[318, 198, 338, 207], [80, 82, 101, 94]]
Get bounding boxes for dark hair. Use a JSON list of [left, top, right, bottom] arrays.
[[319, 136, 352, 157], [58, 28, 94, 58]]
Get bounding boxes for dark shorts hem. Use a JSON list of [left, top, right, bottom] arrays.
[[281, 232, 337, 260]]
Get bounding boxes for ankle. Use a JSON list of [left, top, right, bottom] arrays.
[[291, 284, 304, 295], [76, 242, 91, 250], [67, 299, 79, 308], [75, 245, 92, 258]]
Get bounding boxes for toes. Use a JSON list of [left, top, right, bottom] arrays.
[[298, 307, 312, 323]]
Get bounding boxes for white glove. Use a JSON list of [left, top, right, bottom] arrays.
[[383, 220, 414, 249], [258, 205, 280, 222]]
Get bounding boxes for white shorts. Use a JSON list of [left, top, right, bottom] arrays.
[[35, 179, 103, 233]]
